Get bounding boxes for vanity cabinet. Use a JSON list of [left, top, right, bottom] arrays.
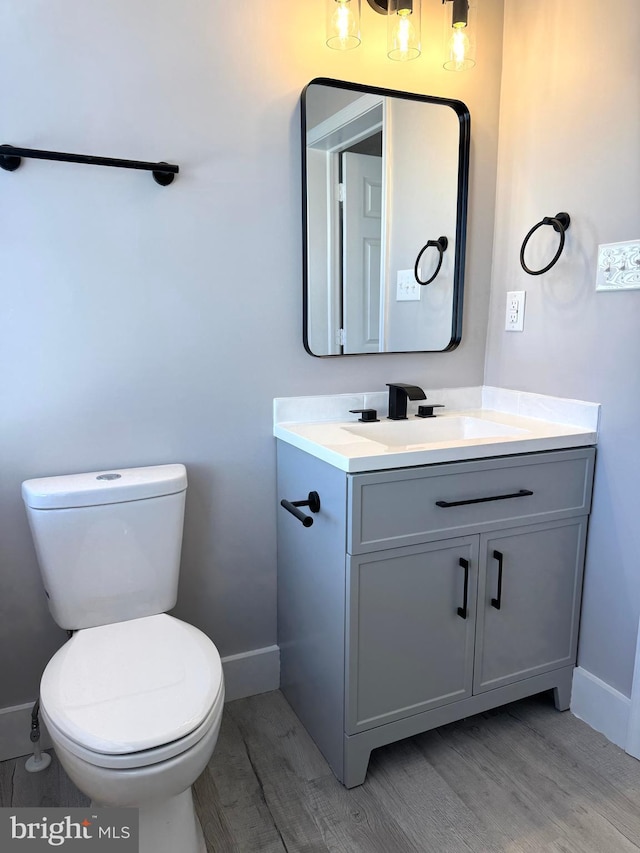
[[277, 441, 595, 788]]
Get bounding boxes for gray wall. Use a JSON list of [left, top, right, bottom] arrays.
[[0, 0, 504, 708], [485, 0, 640, 695]]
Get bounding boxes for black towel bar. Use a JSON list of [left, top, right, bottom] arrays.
[[414, 236, 448, 286], [0, 144, 179, 186], [520, 212, 570, 275]]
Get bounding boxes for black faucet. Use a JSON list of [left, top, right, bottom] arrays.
[[386, 383, 427, 420]]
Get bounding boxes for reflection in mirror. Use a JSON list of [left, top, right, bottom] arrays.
[[302, 78, 470, 356]]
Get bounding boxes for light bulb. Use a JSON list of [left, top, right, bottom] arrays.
[[448, 28, 471, 69], [326, 0, 361, 50], [387, 3, 421, 62], [443, 0, 476, 71]]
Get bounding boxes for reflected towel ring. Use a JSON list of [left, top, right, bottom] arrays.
[[414, 236, 448, 286], [520, 212, 571, 276]]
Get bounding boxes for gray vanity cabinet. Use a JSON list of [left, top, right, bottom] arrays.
[[474, 521, 587, 694], [347, 536, 479, 733], [277, 441, 595, 788]]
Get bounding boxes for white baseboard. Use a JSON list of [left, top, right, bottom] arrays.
[[625, 616, 640, 759], [0, 702, 52, 763], [571, 666, 631, 750], [0, 644, 280, 762], [221, 644, 280, 702]]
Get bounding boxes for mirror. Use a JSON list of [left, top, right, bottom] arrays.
[[302, 78, 470, 356]]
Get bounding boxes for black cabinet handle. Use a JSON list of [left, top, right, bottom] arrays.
[[280, 491, 321, 528], [491, 550, 503, 610], [457, 558, 469, 619], [436, 489, 533, 508]]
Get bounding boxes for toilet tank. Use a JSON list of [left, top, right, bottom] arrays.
[[22, 464, 188, 630]]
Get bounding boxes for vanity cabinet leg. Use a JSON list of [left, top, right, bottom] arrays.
[[343, 736, 371, 788], [552, 667, 574, 711]]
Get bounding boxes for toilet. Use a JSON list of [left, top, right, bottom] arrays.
[[21, 464, 224, 853]]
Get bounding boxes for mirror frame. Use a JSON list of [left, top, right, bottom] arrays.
[[301, 78, 470, 357]]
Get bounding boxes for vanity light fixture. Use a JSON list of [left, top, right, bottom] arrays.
[[327, 1, 475, 69], [387, 0, 421, 61], [362, 0, 421, 61], [443, 0, 476, 71], [326, 0, 361, 50]]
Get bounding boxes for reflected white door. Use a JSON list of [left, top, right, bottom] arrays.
[[342, 152, 382, 354]]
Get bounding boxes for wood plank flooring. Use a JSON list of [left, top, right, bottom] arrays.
[[2, 690, 640, 852]]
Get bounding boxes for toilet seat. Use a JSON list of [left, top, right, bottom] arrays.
[[41, 682, 224, 770], [41, 613, 223, 763]]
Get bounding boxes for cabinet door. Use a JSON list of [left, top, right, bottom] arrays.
[[474, 519, 587, 694], [346, 536, 478, 734]]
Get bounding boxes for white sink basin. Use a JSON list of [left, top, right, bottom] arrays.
[[343, 416, 528, 447]]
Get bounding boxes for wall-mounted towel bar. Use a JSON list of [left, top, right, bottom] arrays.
[[414, 235, 449, 286], [520, 212, 570, 275], [0, 144, 179, 186]]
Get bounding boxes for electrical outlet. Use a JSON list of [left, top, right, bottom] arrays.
[[505, 291, 525, 331], [396, 269, 421, 301]]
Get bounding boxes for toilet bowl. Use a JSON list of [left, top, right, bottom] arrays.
[[21, 465, 224, 853]]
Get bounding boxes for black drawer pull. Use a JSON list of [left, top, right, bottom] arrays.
[[457, 558, 469, 619], [436, 489, 533, 508], [491, 550, 503, 609], [280, 491, 321, 528]]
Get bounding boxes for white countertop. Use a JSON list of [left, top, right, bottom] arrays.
[[273, 387, 600, 473]]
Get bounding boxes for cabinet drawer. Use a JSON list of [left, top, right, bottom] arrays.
[[348, 448, 595, 554]]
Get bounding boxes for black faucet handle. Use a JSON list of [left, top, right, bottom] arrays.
[[416, 404, 445, 419], [349, 409, 379, 423]]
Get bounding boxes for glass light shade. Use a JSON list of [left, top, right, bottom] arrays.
[[443, 0, 476, 71], [387, 0, 421, 62], [326, 0, 361, 50]]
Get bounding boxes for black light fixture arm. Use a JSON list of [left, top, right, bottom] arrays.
[[366, 0, 391, 12], [520, 212, 571, 275], [0, 144, 179, 186], [366, 0, 416, 12], [414, 235, 448, 286]]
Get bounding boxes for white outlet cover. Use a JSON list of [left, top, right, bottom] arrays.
[[505, 290, 525, 332], [596, 240, 640, 291]]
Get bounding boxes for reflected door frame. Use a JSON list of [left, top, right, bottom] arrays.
[[306, 95, 388, 355], [341, 151, 382, 354]]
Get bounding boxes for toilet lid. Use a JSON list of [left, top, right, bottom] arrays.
[[41, 614, 223, 755]]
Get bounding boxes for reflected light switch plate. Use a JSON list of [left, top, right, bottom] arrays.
[[596, 240, 640, 291], [396, 269, 421, 301]]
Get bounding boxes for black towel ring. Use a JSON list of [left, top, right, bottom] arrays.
[[520, 212, 571, 275], [414, 236, 448, 286]]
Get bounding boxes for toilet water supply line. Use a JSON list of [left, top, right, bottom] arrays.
[[25, 698, 51, 773], [24, 630, 71, 772]]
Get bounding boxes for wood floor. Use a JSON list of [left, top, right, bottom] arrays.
[[2, 690, 640, 852]]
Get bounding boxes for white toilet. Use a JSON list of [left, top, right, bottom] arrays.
[[21, 464, 224, 853]]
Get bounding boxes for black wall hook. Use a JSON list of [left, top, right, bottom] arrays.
[[414, 236, 448, 286], [0, 144, 179, 186], [520, 212, 571, 275]]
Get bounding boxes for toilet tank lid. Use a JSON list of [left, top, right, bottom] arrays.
[[22, 464, 187, 510]]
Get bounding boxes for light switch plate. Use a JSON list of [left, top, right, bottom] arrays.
[[505, 290, 525, 332], [396, 269, 421, 301], [596, 240, 640, 291]]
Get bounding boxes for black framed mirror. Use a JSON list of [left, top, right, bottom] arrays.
[[302, 78, 470, 356]]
